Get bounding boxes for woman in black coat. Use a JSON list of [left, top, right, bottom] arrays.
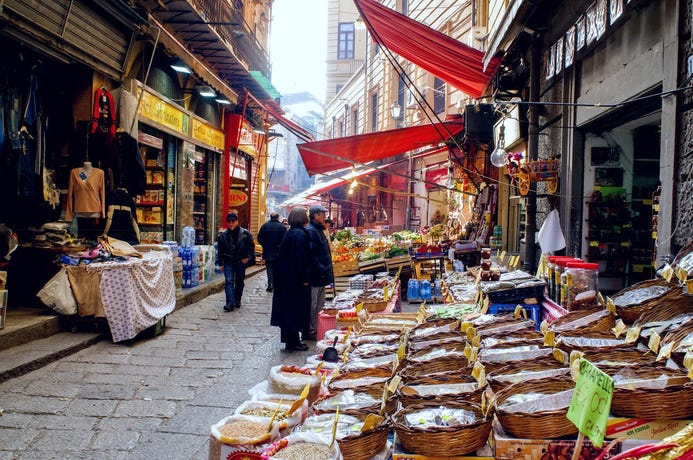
[[270, 206, 311, 351]]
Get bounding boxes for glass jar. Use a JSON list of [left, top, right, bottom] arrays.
[[565, 262, 600, 311], [553, 257, 576, 305]]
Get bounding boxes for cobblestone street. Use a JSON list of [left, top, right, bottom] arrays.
[[0, 272, 312, 459]]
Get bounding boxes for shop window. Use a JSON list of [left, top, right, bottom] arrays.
[[370, 92, 378, 132], [338, 22, 355, 59], [433, 77, 446, 114], [352, 108, 359, 135]]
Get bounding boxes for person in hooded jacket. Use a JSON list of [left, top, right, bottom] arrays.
[[257, 212, 286, 292], [270, 207, 311, 351], [304, 205, 334, 341]]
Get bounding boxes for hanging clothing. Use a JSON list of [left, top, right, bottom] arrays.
[[116, 131, 145, 195], [65, 167, 105, 221], [103, 188, 140, 245], [90, 87, 116, 137]]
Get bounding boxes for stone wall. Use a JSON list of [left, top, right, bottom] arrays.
[[677, 0, 693, 252]]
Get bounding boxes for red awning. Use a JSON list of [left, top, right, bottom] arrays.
[[298, 121, 463, 176], [354, 0, 501, 99]]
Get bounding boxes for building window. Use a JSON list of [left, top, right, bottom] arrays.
[[338, 22, 355, 59], [370, 93, 378, 132], [353, 108, 359, 135], [433, 77, 446, 114], [396, 76, 406, 126], [401, 0, 408, 15], [336, 84, 343, 94], [339, 118, 344, 137]]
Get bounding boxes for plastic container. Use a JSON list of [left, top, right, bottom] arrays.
[[565, 261, 600, 311], [433, 279, 442, 298], [419, 279, 432, 300], [554, 257, 578, 306], [407, 278, 420, 300], [548, 256, 573, 302]]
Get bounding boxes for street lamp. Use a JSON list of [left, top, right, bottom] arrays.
[[490, 124, 509, 167], [390, 101, 402, 120]]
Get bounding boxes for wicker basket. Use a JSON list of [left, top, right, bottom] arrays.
[[362, 300, 388, 313], [554, 332, 633, 353], [487, 361, 569, 393], [548, 308, 615, 335], [399, 355, 469, 381], [493, 377, 577, 439], [397, 374, 483, 407], [408, 318, 460, 340], [392, 401, 492, 456], [612, 279, 676, 323], [312, 390, 397, 416], [479, 330, 544, 349], [579, 348, 659, 367], [406, 342, 467, 362], [328, 368, 392, 395], [338, 420, 390, 460], [478, 347, 555, 374], [633, 288, 693, 326], [602, 366, 693, 419], [407, 335, 466, 353]]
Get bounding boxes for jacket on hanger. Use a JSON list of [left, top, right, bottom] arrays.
[[90, 87, 116, 137]]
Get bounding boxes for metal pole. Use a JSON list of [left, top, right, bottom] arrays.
[[523, 36, 540, 272]]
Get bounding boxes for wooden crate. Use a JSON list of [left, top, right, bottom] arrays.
[[385, 254, 414, 273], [332, 259, 360, 277], [358, 257, 386, 274]]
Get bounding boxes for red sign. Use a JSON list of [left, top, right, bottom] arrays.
[[228, 190, 248, 206], [425, 167, 449, 189]]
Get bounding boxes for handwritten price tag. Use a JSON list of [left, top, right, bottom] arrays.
[[567, 359, 613, 447]]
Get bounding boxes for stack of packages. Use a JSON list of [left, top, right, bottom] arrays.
[[33, 222, 77, 248], [163, 241, 182, 293], [194, 245, 215, 284]]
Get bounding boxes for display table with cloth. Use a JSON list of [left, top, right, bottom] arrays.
[[66, 249, 175, 342]]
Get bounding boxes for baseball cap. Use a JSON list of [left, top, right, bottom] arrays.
[[226, 212, 238, 222], [309, 205, 328, 217]]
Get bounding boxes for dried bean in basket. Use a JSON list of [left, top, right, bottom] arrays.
[[275, 442, 333, 460]]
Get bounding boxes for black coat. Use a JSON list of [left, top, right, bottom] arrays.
[[307, 220, 334, 287], [270, 225, 311, 332], [256, 219, 286, 261], [217, 226, 255, 265]]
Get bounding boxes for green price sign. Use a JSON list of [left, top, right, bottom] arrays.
[[567, 359, 614, 447]]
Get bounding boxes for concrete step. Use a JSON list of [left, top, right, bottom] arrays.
[[0, 308, 64, 352], [0, 331, 104, 383]]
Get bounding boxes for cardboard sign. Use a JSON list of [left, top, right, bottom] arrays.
[[567, 359, 614, 447]]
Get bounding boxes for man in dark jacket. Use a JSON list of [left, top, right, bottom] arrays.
[[305, 205, 334, 340], [217, 212, 255, 311], [257, 212, 286, 292]]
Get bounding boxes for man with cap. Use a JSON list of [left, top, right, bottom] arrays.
[[305, 205, 334, 340], [257, 211, 286, 292], [216, 211, 255, 311]]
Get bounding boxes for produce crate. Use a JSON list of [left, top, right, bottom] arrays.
[[329, 276, 352, 298], [385, 254, 414, 273], [333, 259, 360, 277], [484, 283, 545, 303], [358, 257, 386, 274]]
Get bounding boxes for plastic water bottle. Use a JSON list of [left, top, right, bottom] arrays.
[[419, 280, 432, 301], [182, 226, 195, 248], [407, 279, 420, 300], [433, 279, 442, 298]]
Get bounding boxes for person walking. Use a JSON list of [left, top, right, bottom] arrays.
[[256, 212, 286, 292], [217, 211, 255, 312], [305, 205, 334, 341], [270, 207, 311, 351]]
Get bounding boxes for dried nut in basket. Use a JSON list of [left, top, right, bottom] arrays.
[[218, 419, 271, 444], [274, 442, 333, 459]]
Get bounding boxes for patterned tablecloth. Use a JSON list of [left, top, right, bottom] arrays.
[[89, 251, 176, 342]]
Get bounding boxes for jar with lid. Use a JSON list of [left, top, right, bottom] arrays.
[[565, 262, 600, 310], [553, 257, 577, 305]]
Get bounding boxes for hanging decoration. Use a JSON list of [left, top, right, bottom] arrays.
[[507, 152, 560, 195]]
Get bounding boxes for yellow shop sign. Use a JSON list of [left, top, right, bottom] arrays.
[[138, 90, 189, 135], [192, 118, 224, 151], [228, 189, 248, 206]]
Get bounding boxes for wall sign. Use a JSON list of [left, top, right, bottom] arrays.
[[138, 89, 190, 135]]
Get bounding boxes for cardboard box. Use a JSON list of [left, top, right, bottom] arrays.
[[392, 433, 494, 460], [606, 418, 693, 440], [493, 426, 620, 460]]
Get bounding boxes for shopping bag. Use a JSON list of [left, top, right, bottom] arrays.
[[37, 267, 78, 315], [98, 235, 142, 258]]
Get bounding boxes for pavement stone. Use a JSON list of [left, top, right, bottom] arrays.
[[0, 273, 315, 459]]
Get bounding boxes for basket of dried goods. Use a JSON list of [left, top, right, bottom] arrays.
[[574, 348, 658, 368], [328, 368, 392, 396], [477, 345, 554, 374], [547, 308, 615, 335], [604, 365, 693, 419], [269, 365, 323, 404], [234, 400, 306, 437], [408, 318, 460, 342], [493, 376, 577, 439], [397, 373, 483, 407], [479, 330, 544, 350], [357, 289, 389, 313], [312, 388, 396, 416], [466, 314, 537, 338], [399, 353, 469, 381], [407, 334, 466, 353], [350, 332, 401, 347], [392, 402, 492, 457], [210, 415, 280, 456], [262, 432, 341, 460], [294, 413, 390, 460], [554, 332, 633, 353], [347, 341, 400, 360], [341, 352, 397, 373], [487, 360, 569, 393], [611, 278, 676, 323], [660, 320, 693, 367]]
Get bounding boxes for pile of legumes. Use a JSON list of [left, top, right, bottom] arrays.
[[274, 441, 333, 460]]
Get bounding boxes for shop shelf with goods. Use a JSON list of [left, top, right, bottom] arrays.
[[584, 194, 632, 294], [193, 156, 209, 245], [136, 140, 175, 243]]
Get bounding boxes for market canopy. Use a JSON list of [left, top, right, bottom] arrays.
[[297, 121, 463, 176], [354, 0, 501, 99]]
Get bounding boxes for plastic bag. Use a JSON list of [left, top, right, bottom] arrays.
[[98, 235, 142, 258], [37, 267, 77, 315], [234, 400, 306, 436]]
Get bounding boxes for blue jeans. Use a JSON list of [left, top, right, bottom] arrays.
[[223, 263, 246, 306]]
